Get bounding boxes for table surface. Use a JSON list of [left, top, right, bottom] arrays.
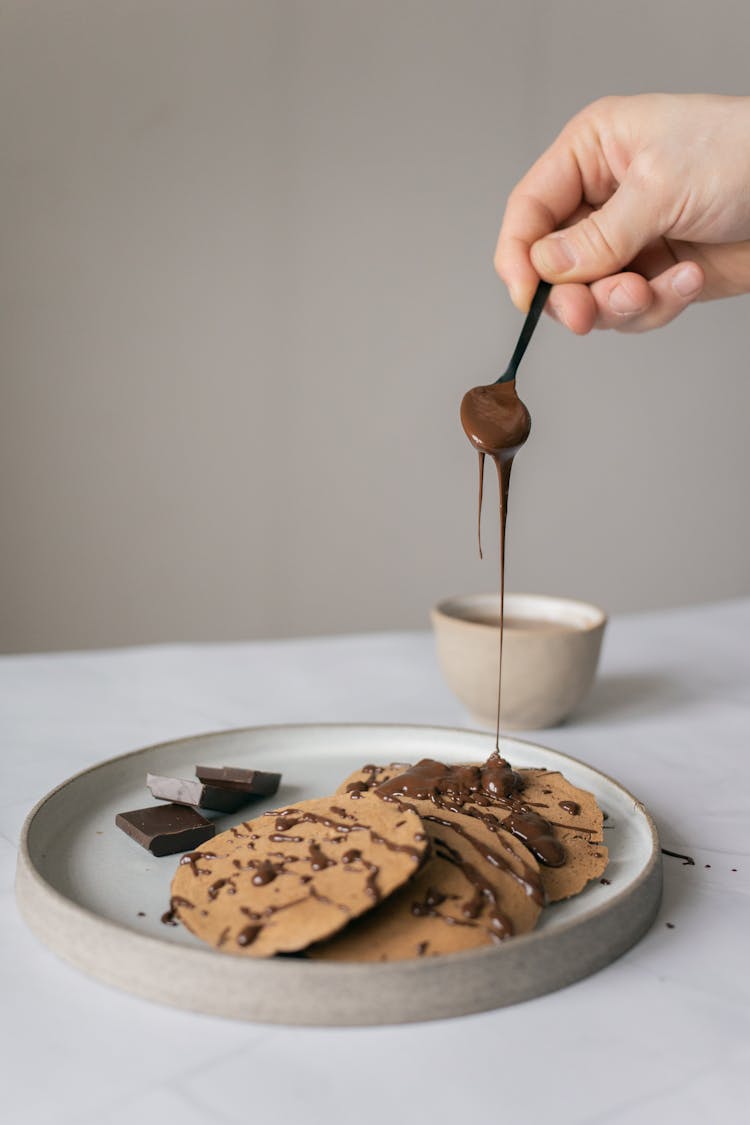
[[2, 598, 749, 1124]]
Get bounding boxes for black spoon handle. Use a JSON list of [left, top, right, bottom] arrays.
[[496, 280, 551, 384]]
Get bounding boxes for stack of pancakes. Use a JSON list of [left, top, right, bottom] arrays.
[[169, 757, 608, 961]]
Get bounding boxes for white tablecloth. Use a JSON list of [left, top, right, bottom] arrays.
[[2, 599, 749, 1124]]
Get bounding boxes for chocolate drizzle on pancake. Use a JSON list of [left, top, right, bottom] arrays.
[[267, 807, 424, 865], [250, 859, 282, 885], [308, 842, 335, 871], [432, 837, 513, 938], [179, 850, 217, 876], [375, 757, 564, 871], [160, 894, 194, 925], [559, 800, 581, 816]]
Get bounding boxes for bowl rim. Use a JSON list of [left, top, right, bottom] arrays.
[[431, 592, 608, 634]]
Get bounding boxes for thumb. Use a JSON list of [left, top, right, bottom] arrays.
[[530, 172, 663, 283]]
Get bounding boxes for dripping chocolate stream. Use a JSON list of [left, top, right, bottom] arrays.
[[460, 379, 531, 754], [494, 452, 512, 752], [477, 452, 485, 559]]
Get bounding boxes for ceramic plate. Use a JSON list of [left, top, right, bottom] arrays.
[[16, 724, 661, 1025]]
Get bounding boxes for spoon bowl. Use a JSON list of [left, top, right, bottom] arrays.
[[460, 280, 550, 456]]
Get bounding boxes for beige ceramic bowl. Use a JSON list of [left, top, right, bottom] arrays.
[[431, 593, 607, 730]]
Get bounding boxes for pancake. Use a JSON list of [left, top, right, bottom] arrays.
[[337, 758, 608, 903], [168, 793, 429, 956], [510, 768, 607, 901], [310, 805, 542, 962]]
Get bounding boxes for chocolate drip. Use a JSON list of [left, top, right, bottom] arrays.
[[179, 850, 217, 876], [266, 807, 422, 864], [238, 892, 320, 936], [364, 861, 381, 903], [423, 814, 544, 905], [308, 886, 352, 915], [274, 813, 303, 832], [271, 809, 364, 835], [482, 754, 524, 798], [494, 455, 510, 752], [662, 848, 696, 866], [501, 809, 564, 867], [160, 894, 194, 926], [251, 859, 281, 885], [237, 924, 262, 947], [308, 842, 335, 871], [477, 451, 485, 559], [345, 764, 392, 799], [411, 886, 448, 915], [546, 820, 597, 835], [377, 758, 521, 804], [434, 837, 513, 939], [368, 828, 424, 863], [207, 877, 230, 900], [559, 800, 581, 816], [341, 849, 362, 864]]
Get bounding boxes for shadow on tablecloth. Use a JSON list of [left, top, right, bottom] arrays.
[[574, 671, 692, 725]]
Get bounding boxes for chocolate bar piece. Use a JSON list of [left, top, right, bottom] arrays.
[[146, 773, 251, 814], [195, 764, 281, 796], [115, 805, 215, 856]]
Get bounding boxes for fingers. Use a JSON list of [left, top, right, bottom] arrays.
[[545, 284, 598, 335], [530, 166, 666, 288], [495, 141, 587, 312], [675, 239, 750, 301], [546, 262, 704, 334]]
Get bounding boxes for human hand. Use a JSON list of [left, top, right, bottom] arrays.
[[495, 94, 750, 333]]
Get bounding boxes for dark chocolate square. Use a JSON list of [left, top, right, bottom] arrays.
[[115, 805, 215, 856]]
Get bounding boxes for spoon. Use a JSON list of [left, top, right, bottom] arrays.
[[460, 280, 550, 457], [496, 279, 551, 385]]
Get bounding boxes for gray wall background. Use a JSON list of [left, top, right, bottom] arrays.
[[1, 0, 749, 653]]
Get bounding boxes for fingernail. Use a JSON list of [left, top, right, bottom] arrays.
[[509, 282, 529, 312], [533, 235, 576, 275], [608, 284, 644, 315], [672, 265, 702, 298]]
